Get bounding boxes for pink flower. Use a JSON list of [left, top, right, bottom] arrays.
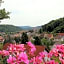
[[0, 50, 9, 56], [49, 48, 59, 57], [45, 60, 59, 64], [0, 50, 2, 55], [59, 57, 64, 64], [8, 44, 25, 53], [39, 51, 47, 58], [17, 52, 29, 64], [14, 44, 25, 52], [30, 56, 42, 64], [7, 55, 16, 64], [27, 41, 36, 55]]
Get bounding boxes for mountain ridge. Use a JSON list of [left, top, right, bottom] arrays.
[[0, 24, 22, 32], [19, 26, 41, 30], [41, 17, 64, 33]]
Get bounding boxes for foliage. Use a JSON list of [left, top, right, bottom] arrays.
[[0, 25, 22, 32], [14, 37, 21, 43], [41, 38, 55, 51], [31, 39, 34, 44], [28, 30, 34, 33], [41, 38, 50, 50], [39, 28, 42, 33], [21, 32, 28, 44], [33, 36, 42, 45], [60, 41, 64, 44], [41, 17, 64, 33], [0, 8, 10, 20], [3, 35, 13, 45], [0, 43, 3, 50]]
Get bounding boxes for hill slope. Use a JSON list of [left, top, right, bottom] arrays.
[[0, 25, 22, 32], [19, 26, 32, 30], [41, 17, 64, 33], [19, 26, 41, 30]]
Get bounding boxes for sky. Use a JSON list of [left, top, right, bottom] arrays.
[[0, 0, 64, 27]]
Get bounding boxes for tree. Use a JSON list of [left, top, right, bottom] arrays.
[[61, 41, 64, 44], [41, 38, 55, 51], [34, 36, 42, 45], [14, 37, 21, 43], [0, 0, 10, 21], [39, 28, 42, 33], [41, 38, 50, 50], [3, 35, 13, 45], [41, 17, 64, 33], [21, 32, 28, 44], [0, 8, 10, 20]]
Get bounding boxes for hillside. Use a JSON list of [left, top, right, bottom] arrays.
[[19, 26, 41, 30], [41, 17, 64, 33], [0, 25, 22, 32], [19, 26, 32, 30]]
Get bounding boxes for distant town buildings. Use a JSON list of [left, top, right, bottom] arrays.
[[54, 33, 64, 42], [0, 36, 4, 43]]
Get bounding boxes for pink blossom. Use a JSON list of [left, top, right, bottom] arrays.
[[7, 55, 16, 64], [27, 41, 36, 55], [0, 50, 9, 56], [39, 51, 48, 58], [1, 42, 64, 64], [45, 60, 59, 64], [30, 56, 42, 64], [17, 52, 29, 64], [59, 57, 64, 64], [8, 44, 25, 53]]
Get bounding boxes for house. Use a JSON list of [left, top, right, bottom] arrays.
[[58, 33, 64, 37], [0, 36, 4, 43], [44, 33, 53, 40], [54, 33, 64, 42], [13, 33, 22, 37]]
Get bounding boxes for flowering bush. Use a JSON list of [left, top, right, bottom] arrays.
[[0, 42, 64, 64]]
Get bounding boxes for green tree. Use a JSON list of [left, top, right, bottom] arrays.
[[41, 38, 50, 50], [41, 17, 64, 33], [0, 0, 10, 21], [3, 35, 13, 45], [0, 8, 10, 20], [21, 32, 28, 44], [41, 38, 55, 51], [61, 41, 64, 44], [14, 37, 21, 43], [49, 39, 55, 45], [34, 36, 42, 45], [39, 28, 42, 33]]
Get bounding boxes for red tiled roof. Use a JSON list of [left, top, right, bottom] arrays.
[[58, 33, 64, 36], [0, 36, 3, 40], [3, 43, 10, 50], [47, 34, 53, 38], [54, 36, 61, 39]]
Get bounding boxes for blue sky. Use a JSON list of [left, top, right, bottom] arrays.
[[0, 0, 64, 27]]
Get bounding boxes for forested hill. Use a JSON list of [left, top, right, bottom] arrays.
[[0, 25, 22, 32], [41, 17, 64, 33]]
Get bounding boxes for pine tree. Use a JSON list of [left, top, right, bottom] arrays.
[[34, 36, 42, 45], [21, 32, 28, 44]]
